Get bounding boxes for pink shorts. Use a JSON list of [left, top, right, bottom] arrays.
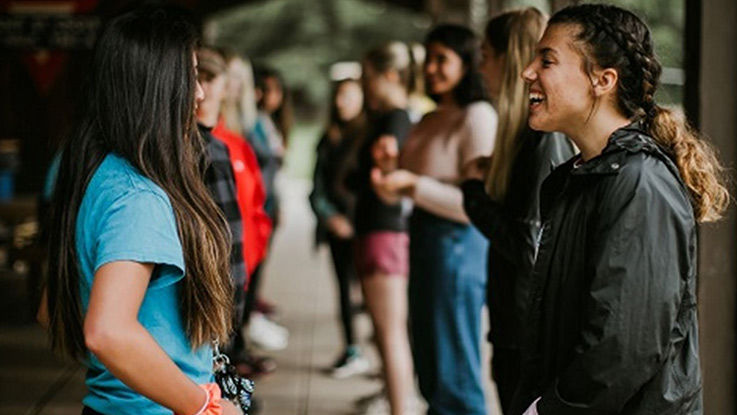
[[355, 231, 409, 277]]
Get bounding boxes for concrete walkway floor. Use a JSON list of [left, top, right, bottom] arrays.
[[0, 177, 500, 415]]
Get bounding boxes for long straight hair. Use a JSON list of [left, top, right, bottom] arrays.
[[46, 6, 233, 360], [484, 8, 547, 200]]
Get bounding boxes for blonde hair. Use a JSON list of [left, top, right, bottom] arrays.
[[221, 52, 258, 134], [484, 8, 547, 200], [363, 41, 418, 110]]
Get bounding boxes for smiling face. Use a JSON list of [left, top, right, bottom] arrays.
[[521, 23, 596, 133], [196, 69, 227, 126], [261, 75, 283, 114], [424, 41, 465, 99], [335, 80, 363, 122]]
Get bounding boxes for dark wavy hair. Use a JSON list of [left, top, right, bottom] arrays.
[[424, 24, 488, 106], [46, 6, 233, 360], [549, 4, 729, 222]]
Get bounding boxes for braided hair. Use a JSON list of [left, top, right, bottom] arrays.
[[550, 4, 729, 222]]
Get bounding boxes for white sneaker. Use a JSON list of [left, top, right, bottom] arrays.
[[356, 394, 389, 415], [331, 348, 370, 379], [356, 392, 423, 415], [247, 312, 288, 350]]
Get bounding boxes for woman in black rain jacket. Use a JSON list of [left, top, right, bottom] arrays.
[[513, 4, 729, 414]]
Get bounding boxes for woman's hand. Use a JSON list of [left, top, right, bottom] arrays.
[[371, 135, 399, 173], [221, 399, 243, 415], [326, 214, 354, 239], [370, 167, 418, 204]]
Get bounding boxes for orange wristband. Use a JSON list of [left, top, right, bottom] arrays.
[[178, 383, 222, 415]]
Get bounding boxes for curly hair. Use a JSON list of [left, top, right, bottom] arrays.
[[550, 4, 729, 222]]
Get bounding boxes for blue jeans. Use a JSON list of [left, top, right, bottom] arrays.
[[409, 209, 488, 415]]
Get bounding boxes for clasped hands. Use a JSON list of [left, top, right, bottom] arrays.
[[370, 135, 417, 204]]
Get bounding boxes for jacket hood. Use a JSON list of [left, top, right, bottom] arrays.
[[569, 121, 677, 178]]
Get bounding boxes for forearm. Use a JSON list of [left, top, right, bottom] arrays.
[[88, 322, 205, 415], [412, 176, 469, 223]]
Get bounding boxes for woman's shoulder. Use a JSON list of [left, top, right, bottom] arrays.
[[595, 137, 693, 218], [461, 101, 498, 133], [87, 154, 172, 210], [464, 101, 497, 119]]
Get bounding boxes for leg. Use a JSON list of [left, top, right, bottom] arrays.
[[409, 214, 488, 415], [430, 226, 487, 415], [362, 273, 414, 415], [243, 264, 263, 326], [328, 234, 357, 348]]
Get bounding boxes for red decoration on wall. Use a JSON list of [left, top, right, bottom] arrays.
[[21, 50, 68, 95]]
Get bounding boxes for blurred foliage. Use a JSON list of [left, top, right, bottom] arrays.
[[208, 0, 431, 113], [209, 0, 685, 110]]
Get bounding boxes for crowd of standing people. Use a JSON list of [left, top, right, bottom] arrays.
[[37, 2, 730, 415], [311, 4, 729, 415]]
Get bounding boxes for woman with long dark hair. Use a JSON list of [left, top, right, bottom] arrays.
[[460, 8, 574, 413], [515, 4, 729, 414], [39, 7, 240, 415], [372, 25, 496, 415], [309, 78, 369, 378]]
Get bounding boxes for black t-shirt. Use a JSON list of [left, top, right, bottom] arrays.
[[353, 109, 412, 235]]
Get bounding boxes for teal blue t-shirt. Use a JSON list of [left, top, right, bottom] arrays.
[[76, 154, 212, 415]]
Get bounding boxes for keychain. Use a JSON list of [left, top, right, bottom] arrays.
[[212, 340, 255, 414]]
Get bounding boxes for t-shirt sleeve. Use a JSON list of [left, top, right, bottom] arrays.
[[459, 102, 497, 168], [382, 110, 412, 147], [94, 190, 185, 289]]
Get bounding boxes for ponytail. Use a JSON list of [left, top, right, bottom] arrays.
[[649, 106, 729, 222]]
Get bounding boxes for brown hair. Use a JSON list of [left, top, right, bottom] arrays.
[[196, 46, 227, 81], [364, 41, 418, 95], [550, 4, 729, 222], [484, 7, 547, 200], [47, 7, 233, 360]]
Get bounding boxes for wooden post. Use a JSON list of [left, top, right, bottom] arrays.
[[691, 0, 737, 413]]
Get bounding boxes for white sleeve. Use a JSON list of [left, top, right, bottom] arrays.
[[412, 176, 470, 224]]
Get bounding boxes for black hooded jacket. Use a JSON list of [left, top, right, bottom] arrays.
[[461, 130, 574, 349], [513, 123, 702, 414]]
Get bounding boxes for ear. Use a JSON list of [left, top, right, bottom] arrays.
[[591, 67, 619, 97]]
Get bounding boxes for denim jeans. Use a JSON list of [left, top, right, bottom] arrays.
[[409, 209, 488, 415]]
